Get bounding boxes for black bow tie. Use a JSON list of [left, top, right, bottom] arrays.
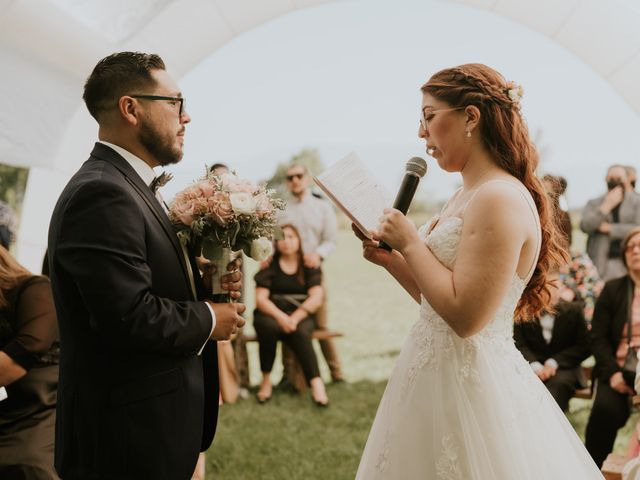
[[150, 172, 173, 193]]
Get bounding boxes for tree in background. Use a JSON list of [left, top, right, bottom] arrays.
[[0, 164, 29, 213], [0, 163, 30, 248]]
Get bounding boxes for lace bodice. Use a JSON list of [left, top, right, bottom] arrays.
[[417, 216, 526, 340]]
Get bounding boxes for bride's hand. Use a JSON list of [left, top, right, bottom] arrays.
[[362, 236, 394, 268], [376, 208, 420, 253], [351, 224, 395, 268]]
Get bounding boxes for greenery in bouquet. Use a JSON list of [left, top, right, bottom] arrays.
[[169, 171, 285, 262]]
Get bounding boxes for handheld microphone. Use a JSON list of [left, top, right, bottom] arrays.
[[378, 157, 428, 251]]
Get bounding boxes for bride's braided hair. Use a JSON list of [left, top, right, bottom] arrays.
[[422, 64, 568, 321]]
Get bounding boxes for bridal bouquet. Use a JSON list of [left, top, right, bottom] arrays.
[[169, 171, 285, 298]]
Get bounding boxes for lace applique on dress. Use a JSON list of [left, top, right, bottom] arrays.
[[403, 217, 462, 391], [375, 430, 391, 473], [436, 434, 462, 480], [458, 338, 481, 386]]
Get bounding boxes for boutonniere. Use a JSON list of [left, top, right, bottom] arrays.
[[150, 171, 173, 192]]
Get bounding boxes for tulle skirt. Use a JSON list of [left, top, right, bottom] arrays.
[[356, 320, 604, 479]]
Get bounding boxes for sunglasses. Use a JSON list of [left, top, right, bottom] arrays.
[[286, 173, 305, 181]]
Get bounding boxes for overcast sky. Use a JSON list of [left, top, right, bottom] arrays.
[[161, 0, 640, 209]]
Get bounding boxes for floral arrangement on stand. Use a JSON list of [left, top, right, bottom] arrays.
[[559, 252, 604, 322], [169, 170, 285, 300]]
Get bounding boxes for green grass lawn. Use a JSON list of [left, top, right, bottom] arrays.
[[204, 227, 636, 479], [207, 381, 386, 479]]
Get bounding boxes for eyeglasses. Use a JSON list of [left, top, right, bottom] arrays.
[[286, 173, 305, 181], [130, 94, 186, 117], [420, 106, 466, 130], [625, 242, 640, 253]]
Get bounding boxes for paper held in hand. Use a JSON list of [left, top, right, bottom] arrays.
[[313, 152, 392, 239]]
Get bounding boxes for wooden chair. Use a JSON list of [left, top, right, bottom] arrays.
[[244, 330, 344, 393], [602, 453, 627, 480]]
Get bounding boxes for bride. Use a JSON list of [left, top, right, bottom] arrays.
[[355, 64, 604, 479]]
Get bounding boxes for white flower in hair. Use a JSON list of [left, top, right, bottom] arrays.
[[506, 81, 524, 104]]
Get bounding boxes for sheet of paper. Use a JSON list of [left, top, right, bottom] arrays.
[[314, 152, 392, 238]]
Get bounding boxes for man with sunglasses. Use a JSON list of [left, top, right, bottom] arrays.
[[280, 164, 344, 382], [48, 52, 245, 480]]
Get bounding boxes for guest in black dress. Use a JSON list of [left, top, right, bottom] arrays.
[[0, 246, 59, 479], [254, 224, 328, 406]]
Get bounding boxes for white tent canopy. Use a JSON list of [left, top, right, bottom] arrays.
[[1, 0, 638, 271]]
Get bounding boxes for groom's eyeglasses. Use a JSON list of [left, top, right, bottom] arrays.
[[130, 94, 186, 117]]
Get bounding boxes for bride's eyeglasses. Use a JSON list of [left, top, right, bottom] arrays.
[[420, 106, 466, 130]]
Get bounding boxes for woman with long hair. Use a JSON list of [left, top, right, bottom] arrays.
[[0, 246, 60, 479], [355, 64, 603, 478], [253, 224, 328, 406]]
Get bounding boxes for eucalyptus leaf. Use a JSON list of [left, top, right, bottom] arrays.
[[231, 222, 241, 246]]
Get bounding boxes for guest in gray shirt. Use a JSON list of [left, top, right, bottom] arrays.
[[279, 163, 343, 381], [580, 164, 640, 281]]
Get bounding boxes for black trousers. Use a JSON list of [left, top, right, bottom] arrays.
[[253, 311, 320, 382], [543, 367, 582, 412], [584, 379, 631, 468]]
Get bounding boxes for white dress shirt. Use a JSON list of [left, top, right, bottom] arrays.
[[98, 141, 215, 351], [529, 313, 558, 373]]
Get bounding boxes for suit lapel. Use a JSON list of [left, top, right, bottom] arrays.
[[90, 143, 195, 299]]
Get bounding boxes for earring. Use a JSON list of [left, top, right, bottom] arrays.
[[466, 130, 471, 138]]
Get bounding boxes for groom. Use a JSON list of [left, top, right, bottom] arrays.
[[48, 52, 245, 479]]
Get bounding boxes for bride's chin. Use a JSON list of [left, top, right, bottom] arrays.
[[436, 156, 456, 172]]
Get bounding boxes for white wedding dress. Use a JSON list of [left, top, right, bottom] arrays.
[[356, 214, 604, 479]]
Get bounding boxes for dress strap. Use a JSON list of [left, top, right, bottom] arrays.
[[441, 186, 463, 214], [461, 179, 541, 282]]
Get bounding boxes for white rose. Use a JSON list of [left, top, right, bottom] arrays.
[[251, 237, 273, 261], [229, 192, 257, 215]]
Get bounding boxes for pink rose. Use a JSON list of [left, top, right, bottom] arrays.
[[207, 191, 234, 225], [219, 173, 258, 194], [195, 179, 216, 198], [171, 197, 196, 226]]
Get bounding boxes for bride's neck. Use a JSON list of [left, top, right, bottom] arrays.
[[461, 151, 502, 191]]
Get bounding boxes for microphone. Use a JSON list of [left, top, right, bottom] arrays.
[[378, 157, 428, 251]]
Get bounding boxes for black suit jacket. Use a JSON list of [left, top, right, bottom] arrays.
[[48, 143, 219, 480], [513, 301, 590, 369], [590, 274, 634, 382]]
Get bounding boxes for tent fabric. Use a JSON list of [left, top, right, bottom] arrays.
[[0, 0, 638, 270]]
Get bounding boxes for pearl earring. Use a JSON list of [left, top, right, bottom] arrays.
[[466, 130, 471, 138]]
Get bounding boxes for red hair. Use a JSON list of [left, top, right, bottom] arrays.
[[422, 64, 568, 321]]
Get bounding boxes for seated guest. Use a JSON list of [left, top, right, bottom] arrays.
[[514, 272, 590, 412], [253, 224, 328, 406], [0, 246, 59, 479], [585, 226, 640, 468]]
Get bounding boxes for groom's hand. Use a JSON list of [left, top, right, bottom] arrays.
[[209, 302, 246, 341], [201, 258, 243, 300]]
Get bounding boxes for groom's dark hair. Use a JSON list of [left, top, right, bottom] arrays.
[[83, 51, 166, 122]]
